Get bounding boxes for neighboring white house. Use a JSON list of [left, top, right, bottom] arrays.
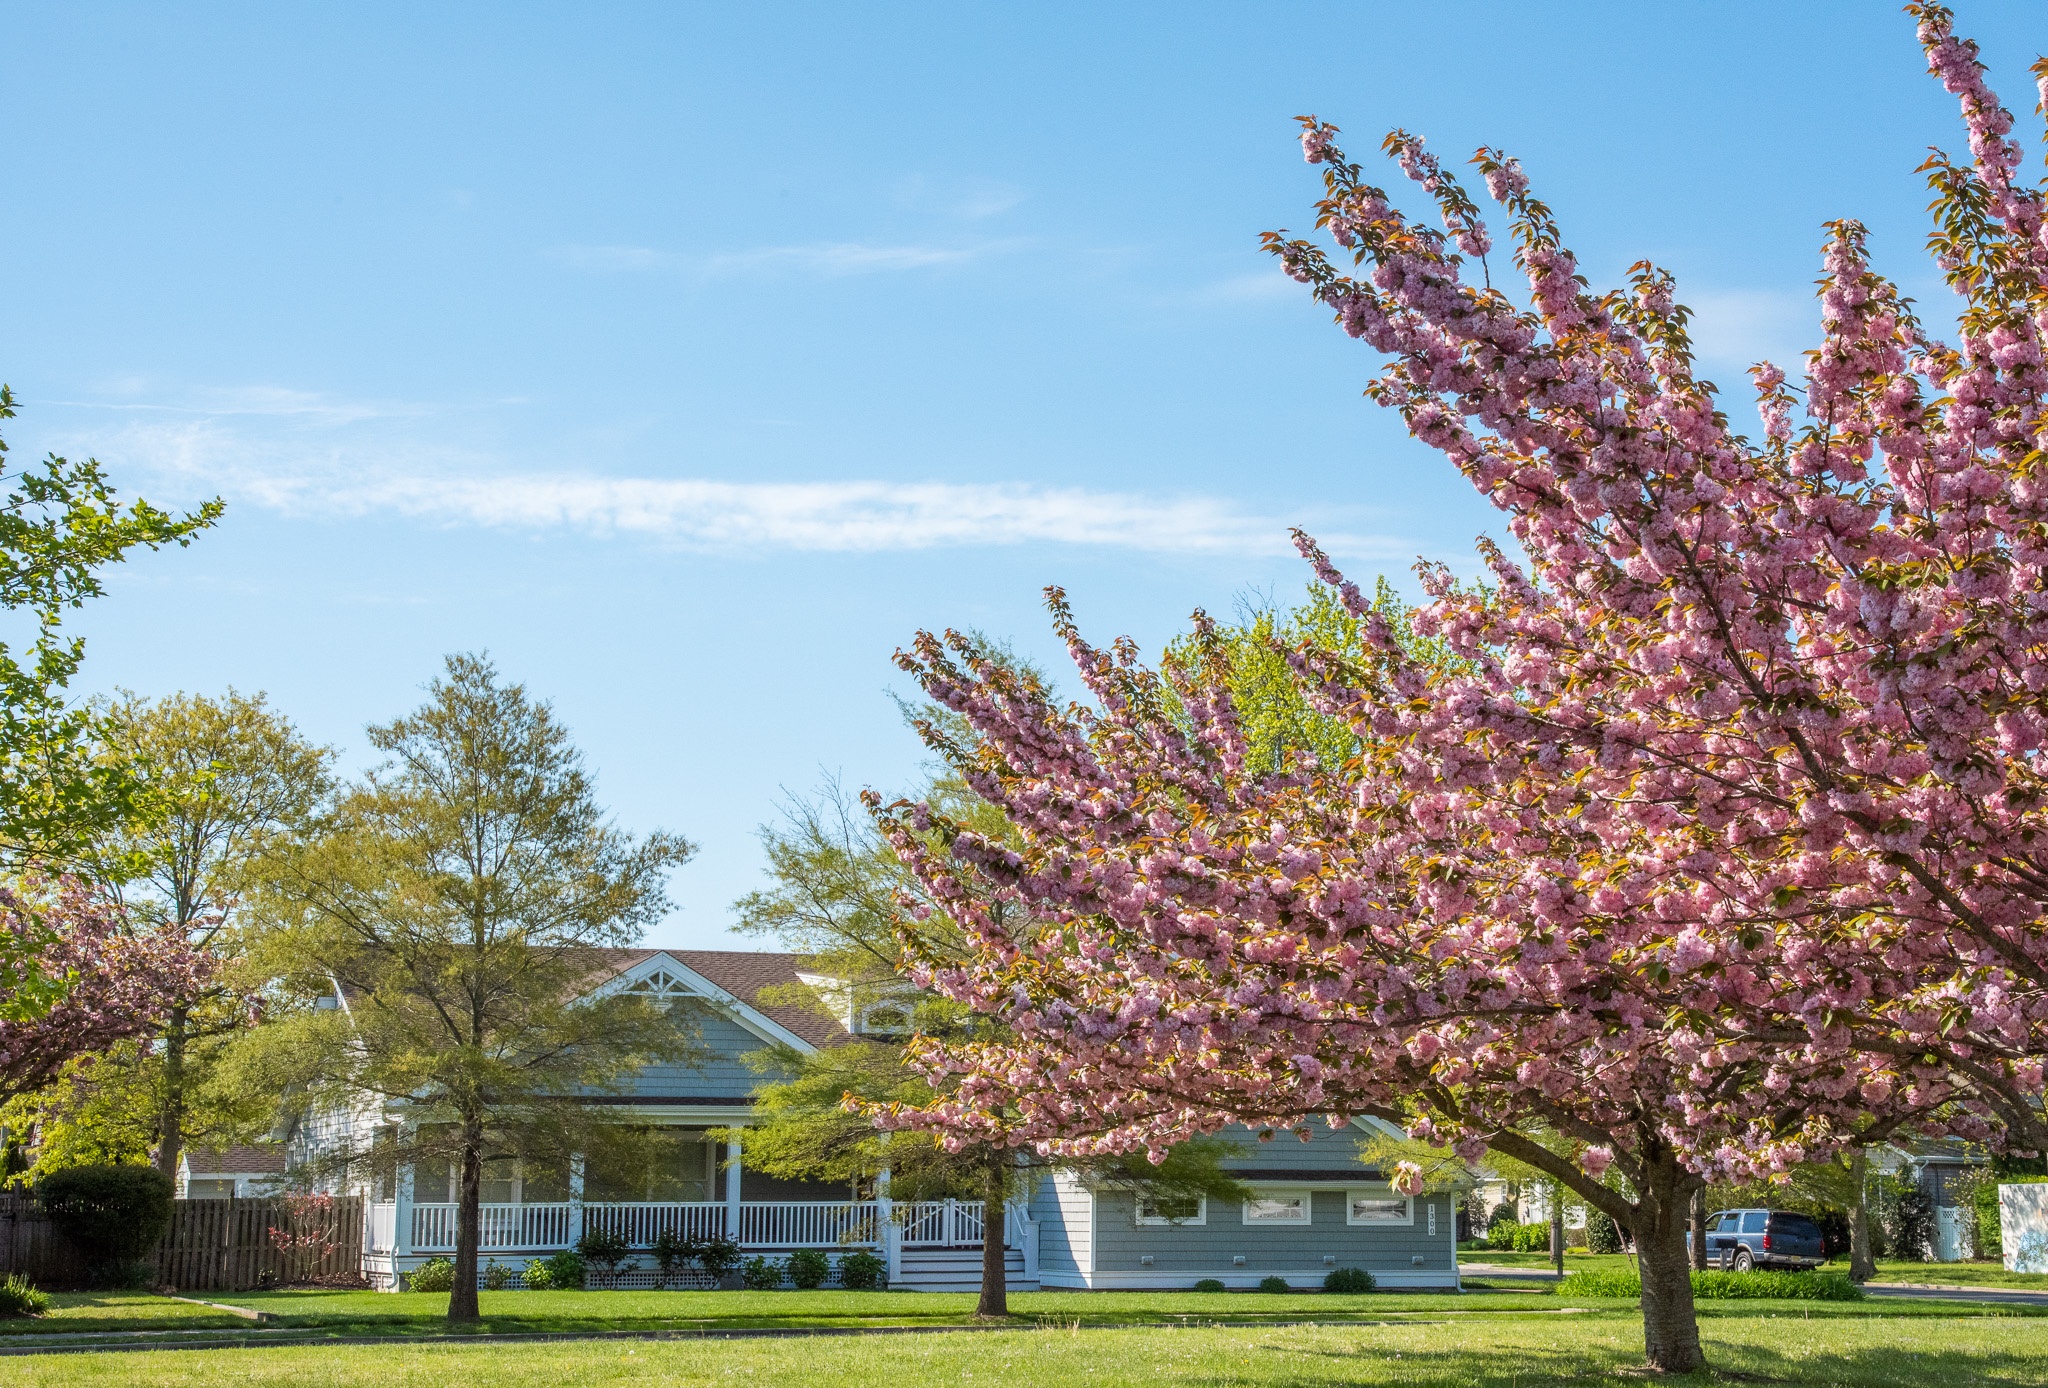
[[301, 948, 1461, 1292], [177, 1144, 289, 1198]]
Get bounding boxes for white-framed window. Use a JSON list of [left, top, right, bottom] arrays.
[[1242, 1191, 1312, 1225], [1136, 1194, 1206, 1226], [1347, 1191, 1415, 1225]]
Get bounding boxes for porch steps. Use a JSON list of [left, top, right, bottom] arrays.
[[895, 1247, 1037, 1293]]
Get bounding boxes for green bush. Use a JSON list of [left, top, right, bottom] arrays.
[[785, 1248, 830, 1290], [838, 1250, 886, 1290], [0, 1273, 50, 1319], [1559, 1268, 1864, 1302], [1585, 1210, 1625, 1255], [1192, 1278, 1226, 1293], [575, 1226, 631, 1288], [522, 1257, 555, 1291], [406, 1257, 456, 1293], [40, 1165, 174, 1287], [1257, 1275, 1291, 1293], [482, 1260, 514, 1290], [742, 1254, 784, 1290], [1322, 1267, 1375, 1294], [1512, 1222, 1550, 1253], [531, 1250, 584, 1290]]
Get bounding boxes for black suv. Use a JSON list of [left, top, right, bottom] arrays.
[[1699, 1208, 1827, 1271]]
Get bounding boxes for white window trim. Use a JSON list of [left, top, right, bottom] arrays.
[[1136, 1194, 1207, 1226], [1241, 1190, 1313, 1226], [1347, 1190, 1416, 1226]]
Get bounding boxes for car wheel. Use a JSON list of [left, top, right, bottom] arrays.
[[1732, 1249, 1754, 1272]]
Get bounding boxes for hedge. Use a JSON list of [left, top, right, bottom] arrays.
[[1558, 1268, 1863, 1301]]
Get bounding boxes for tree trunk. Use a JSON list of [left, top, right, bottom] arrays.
[[1690, 1185, 1708, 1272], [1635, 1158, 1705, 1374], [1848, 1150, 1876, 1282], [448, 1124, 483, 1323], [1550, 1180, 1564, 1276], [154, 1007, 189, 1180], [976, 1173, 1008, 1318]]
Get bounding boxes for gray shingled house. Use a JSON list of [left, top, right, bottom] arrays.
[[309, 948, 1458, 1291]]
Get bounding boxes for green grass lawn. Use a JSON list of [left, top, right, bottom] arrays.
[[1457, 1249, 1634, 1270], [0, 1294, 255, 1338], [9, 1311, 2048, 1387]]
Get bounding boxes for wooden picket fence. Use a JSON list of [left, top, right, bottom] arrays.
[[0, 1193, 364, 1291]]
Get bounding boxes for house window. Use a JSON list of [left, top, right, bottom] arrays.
[[187, 1179, 234, 1199], [1242, 1192, 1311, 1225], [1136, 1194, 1206, 1226], [586, 1129, 717, 1202], [1348, 1193, 1414, 1225]]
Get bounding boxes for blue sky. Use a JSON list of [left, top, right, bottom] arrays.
[[2, 2, 2041, 946]]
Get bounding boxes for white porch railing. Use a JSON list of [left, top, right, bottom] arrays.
[[396, 1198, 1005, 1254], [897, 1199, 983, 1247], [412, 1201, 576, 1253]]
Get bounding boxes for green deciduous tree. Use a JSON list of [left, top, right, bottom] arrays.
[[0, 389, 219, 874], [244, 653, 700, 1324], [101, 690, 333, 1178]]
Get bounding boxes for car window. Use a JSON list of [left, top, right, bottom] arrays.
[[1770, 1214, 1821, 1239], [1740, 1212, 1767, 1234], [1714, 1214, 1739, 1233]]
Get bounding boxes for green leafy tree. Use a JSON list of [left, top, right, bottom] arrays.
[[97, 690, 333, 1178], [0, 389, 219, 872], [732, 1035, 1246, 1314], [242, 653, 700, 1324]]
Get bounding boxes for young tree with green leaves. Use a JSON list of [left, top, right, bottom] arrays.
[[0, 389, 219, 873], [95, 690, 334, 1179], [734, 1032, 1247, 1316], [245, 654, 700, 1324]]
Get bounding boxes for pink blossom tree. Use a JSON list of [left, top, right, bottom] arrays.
[[872, 6, 2048, 1372], [0, 879, 207, 1107]]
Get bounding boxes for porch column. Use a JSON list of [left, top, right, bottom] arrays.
[[724, 1132, 744, 1242], [567, 1154, 586, 1250], [394, 1162, 414, 1258], [876, 1164, 899, 1284]]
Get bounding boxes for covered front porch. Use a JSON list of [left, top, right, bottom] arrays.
[[363, 1196, 1037, 1291]]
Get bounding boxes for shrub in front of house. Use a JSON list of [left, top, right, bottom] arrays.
[[522, 1251, 585, 1290], [575, 1226, 632, 1288], [1192, 1278, 1226, 1293], [838, 1250, 886, 1290], [482, 1260, 514, 1290], [1558, 1268, 1863, 1302], [40, 1164, 175, 1288], [1511, 1222, 1550, 1253], [1585, 1210, 1625, 1254], [1322, 1267, 1375, 1294], [785, 1249, 830, 1290], [1257, 1276, 1291, 1293], [0, 1273, 51, 1319], [742, 1255, 784, 1290], [406, 1258, 456, 1293]]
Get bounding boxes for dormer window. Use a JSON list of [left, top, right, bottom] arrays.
[[858, 1005, 908, 1037]]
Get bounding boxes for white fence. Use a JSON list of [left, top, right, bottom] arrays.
[[395, 1198, 1002, 1254]]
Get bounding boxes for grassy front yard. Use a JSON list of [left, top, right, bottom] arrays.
[[9, 1311, 2048, 1387]]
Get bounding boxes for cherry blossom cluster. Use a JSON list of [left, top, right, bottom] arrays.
[[867, 4, 2048, 1208], [0, 878, 207, 1104]]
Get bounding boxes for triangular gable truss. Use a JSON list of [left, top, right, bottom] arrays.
[[594, 951, 818, 1054]]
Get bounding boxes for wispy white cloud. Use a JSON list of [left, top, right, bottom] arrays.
[[71, 401, 1407, 561], [550, 240, 1012, 279], [1685, 288, 1815, 373]]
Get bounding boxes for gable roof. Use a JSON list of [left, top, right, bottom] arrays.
[[593, 948, 851, 1051]]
